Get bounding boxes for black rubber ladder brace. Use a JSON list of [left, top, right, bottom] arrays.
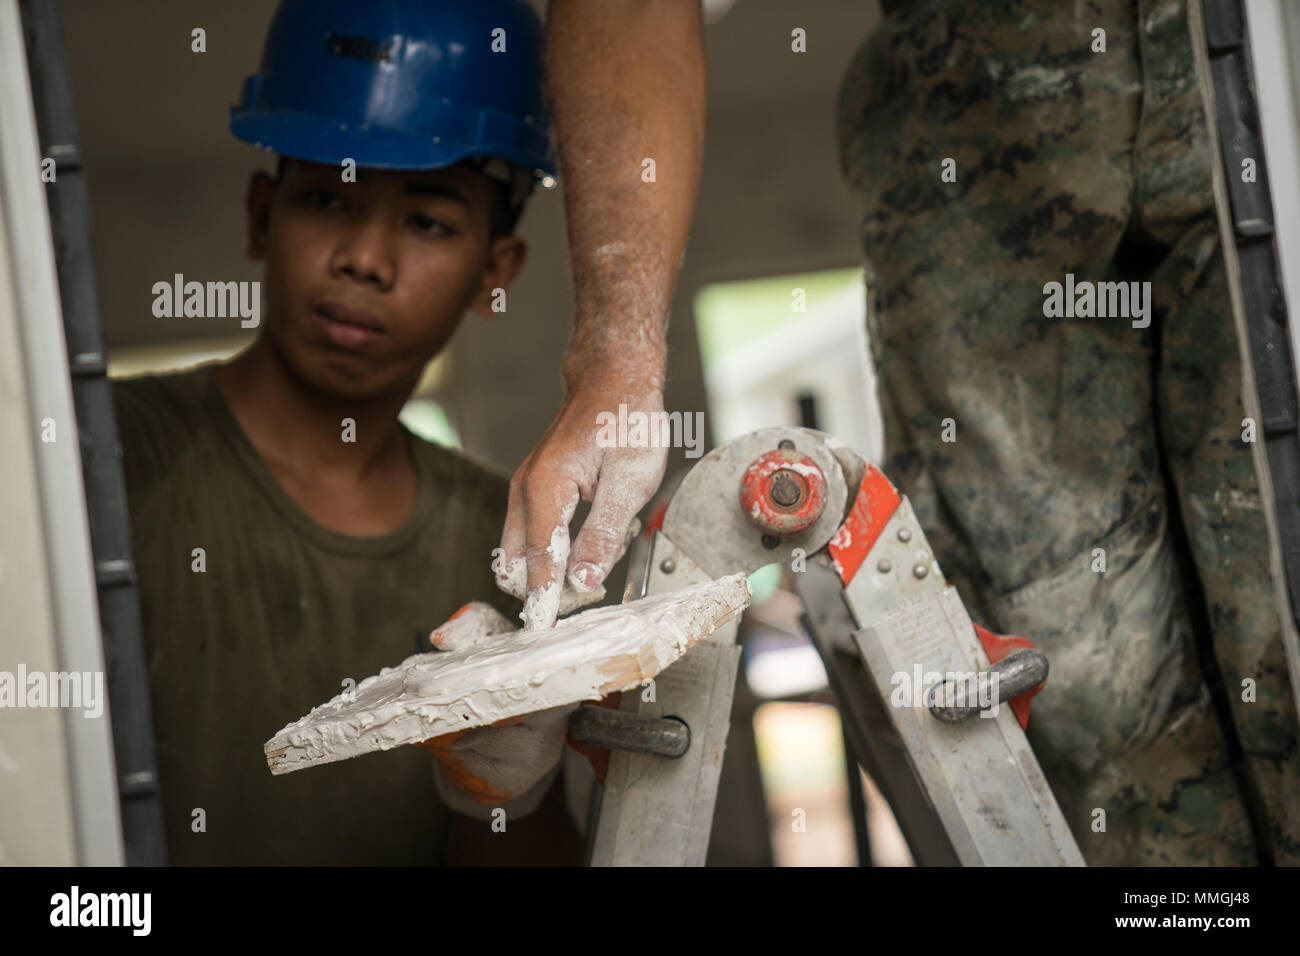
[[18, 0, 166, 865]]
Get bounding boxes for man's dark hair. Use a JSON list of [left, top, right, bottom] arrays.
[[273, 155, 520, 238]]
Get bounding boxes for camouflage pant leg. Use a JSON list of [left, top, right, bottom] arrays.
[[1139, 82, 1300, 868], [837, 0, 1257, 863], [1121, 0, 1299, 864], [1154, 227, 1300, 866]]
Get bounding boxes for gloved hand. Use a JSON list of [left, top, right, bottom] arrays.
[[417, 602, 574, 818]]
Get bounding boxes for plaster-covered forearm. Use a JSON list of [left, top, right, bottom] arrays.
[[545, 0, 706, 388]]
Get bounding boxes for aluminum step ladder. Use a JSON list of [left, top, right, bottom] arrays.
[[571, 427, 1085, 867]]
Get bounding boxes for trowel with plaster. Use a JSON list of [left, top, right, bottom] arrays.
[[264, 573, 752, 774]]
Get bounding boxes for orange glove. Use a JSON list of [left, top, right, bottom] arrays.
[[417, 603, 571, 816]]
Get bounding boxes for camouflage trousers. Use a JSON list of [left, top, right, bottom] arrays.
[[838, 0, 1299, 864]]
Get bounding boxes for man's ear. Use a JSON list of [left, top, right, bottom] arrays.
[[469, 236, 528, 318], [245, 170, 276, 261]]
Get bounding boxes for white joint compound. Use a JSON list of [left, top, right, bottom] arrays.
[[264, 573, 752, 774]]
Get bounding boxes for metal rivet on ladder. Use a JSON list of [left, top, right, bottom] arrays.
[[897, 528, 911, 542], [912, 563, 928, 579], [877, 558, 892, 573], [770, 471, 802, 507], [659, 557, 676, 574]]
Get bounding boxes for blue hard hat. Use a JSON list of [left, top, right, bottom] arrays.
[[230, 0, 555, 195]]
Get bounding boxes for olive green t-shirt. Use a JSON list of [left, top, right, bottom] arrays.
[[112, 363, 519, 865]]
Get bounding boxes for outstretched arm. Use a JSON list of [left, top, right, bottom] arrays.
[[498, 0, 707, 629]]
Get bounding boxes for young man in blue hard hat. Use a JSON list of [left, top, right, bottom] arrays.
[[113, 0, 584, 864]]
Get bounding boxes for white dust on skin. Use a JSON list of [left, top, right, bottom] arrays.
[[433, 517, 633, 657], [590, 439, 665, 531], [575, 240, 672, 364], [522, 523, 572, 632], [546, 522, 569, 563], [522, 581, 562, 633], [264, 573, 753, 774], [498, 497, 651, 632], [592, 240, 628, 262], [520, 494, 578, 632], [545, 425, 668, 610], [499, 556, 607, 617], [567, 512, 644, 591], [494, 372, 672, 631]]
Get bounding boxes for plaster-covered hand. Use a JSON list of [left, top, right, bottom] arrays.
[[505, 0, 703, 632], [497, 371, 666, 632]]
